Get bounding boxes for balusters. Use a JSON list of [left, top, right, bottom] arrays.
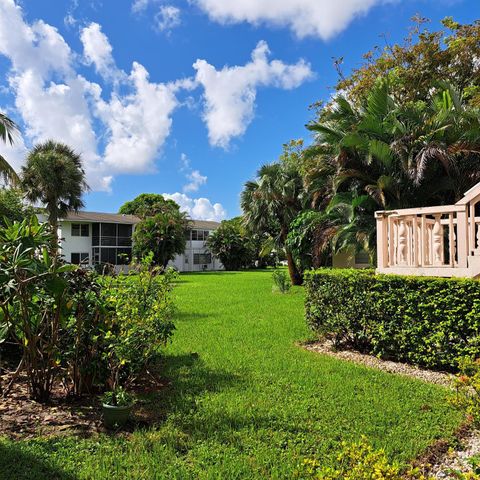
[[398, 219, 407, 265], [432, 215, 443, 265], [476, 222, 480, 252]]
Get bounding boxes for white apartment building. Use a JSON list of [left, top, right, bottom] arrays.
[[37, 211, 223, 272]]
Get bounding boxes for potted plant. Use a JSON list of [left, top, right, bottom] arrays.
[[101, 387, 134, 429]]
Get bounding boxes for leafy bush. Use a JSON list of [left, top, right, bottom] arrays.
[[0, 217, 75, 401], [272, 270, 291, 294], [305, 269, 480, 371], [101, 257, 177, 389], [102, 387, 134, 407], [61, 268, 110, 396]]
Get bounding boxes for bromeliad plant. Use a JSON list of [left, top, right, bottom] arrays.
[[0, 217, 75, 402]]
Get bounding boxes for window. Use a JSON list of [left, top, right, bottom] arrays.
[[71, 252, 89, 264], [92, 223, 100, 246], [192, 230, 205, 241], [355, 251, 370, 265], [71, 223, 89, 237], [194, 253, 212, 265], [204, 230, 209, 239], [185, 230, 191, 241]]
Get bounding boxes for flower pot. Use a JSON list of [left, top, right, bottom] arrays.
[[102, 403, 133, 429]]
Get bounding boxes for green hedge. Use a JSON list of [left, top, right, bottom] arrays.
[[304, 269, 480, 371]]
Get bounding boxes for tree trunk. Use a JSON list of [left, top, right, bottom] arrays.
[[49, 213, 59, 258], [286, 249, 302, 285]]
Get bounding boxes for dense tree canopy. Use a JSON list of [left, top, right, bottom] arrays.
[[0, 188, 33, 224], [305, 79, 480, 257], [119, 193, 180, 218], [206, 217, 256, 270], [334, 17, 480, 108], [133, 209, 190, 268]]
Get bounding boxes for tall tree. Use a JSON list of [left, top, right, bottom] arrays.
[[0, 112, 20, 185], [119, 193, 180, 218], [305, 80, 480, 258], [241, 141, 306, 285], [21, 140, 88, 253], [335, 17, 480, 108], [133, 209, 189, 268], [206, 217, 256, 270]]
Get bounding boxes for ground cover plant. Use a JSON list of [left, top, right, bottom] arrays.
[[305, 269, 480, 371], [0, 270, 464, 479]]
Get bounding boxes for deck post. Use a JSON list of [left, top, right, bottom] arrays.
[[375, 213, 388, 269], [457, 209, 468, 268]]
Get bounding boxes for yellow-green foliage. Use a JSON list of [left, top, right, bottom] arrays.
[[298, 437, 428, 480], [450, 357, 480, 425]]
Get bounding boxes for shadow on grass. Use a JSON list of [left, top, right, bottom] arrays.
[[174, 311, 211, 322], [139, 352, 244, 427], [0, 443, 77, 480]]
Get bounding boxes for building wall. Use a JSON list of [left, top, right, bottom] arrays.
[[332, 248, 372, 269], [169, 240, 224, 272], [59, 221, 92, 265]]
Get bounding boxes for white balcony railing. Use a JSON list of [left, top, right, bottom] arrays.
[[375, 182, 480, 278]]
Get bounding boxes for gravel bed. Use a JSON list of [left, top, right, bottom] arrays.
[[303, 340, 453, 387], [430, 429, 480, 478]]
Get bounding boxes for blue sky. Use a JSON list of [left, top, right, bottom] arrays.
[[0, 0, 478, 220]]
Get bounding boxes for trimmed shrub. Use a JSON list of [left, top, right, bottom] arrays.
[[304, 269, 480, 371]]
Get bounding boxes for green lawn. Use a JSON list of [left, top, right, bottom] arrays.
[[0, 270, 463, 479]]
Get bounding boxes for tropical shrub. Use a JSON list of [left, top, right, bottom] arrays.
[[101, 257, 177, 389], [206, 217, 255, 270], [60, 268, 110, 396], [133, 211, 189, 267], [305, 269, 480, 370], [0, 217, 75, 401], [0, 188, 34, 224], [272, 270, 291, 294]]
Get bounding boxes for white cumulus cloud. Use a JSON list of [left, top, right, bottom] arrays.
[[193, 40, 313, 148], [193, 0, 387, 40], [155, 5, 181, 32], [180, 152, 207, 193], [80, 22, 120, 81], [163, 192, 226, 221], [0, 2, 188, 190]]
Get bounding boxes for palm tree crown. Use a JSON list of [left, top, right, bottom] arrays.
[[0, 112, 20, 185], [21, 140, 89, 251]]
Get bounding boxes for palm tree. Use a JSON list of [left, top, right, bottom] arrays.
[[241, 159, 305, 285], [305, 80, 480, 258], [21, 140, 89, 253], [0, 112, 20, 185]]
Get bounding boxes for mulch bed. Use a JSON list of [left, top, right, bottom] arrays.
[[0, 370, 169, 439]]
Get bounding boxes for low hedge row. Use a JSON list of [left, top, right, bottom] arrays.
[[304, 269, 480, 371]]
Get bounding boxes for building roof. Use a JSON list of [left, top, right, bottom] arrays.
[[56, 211, 221, 229], [190, 219, 221, 230], [60, 211, 141, 224]]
